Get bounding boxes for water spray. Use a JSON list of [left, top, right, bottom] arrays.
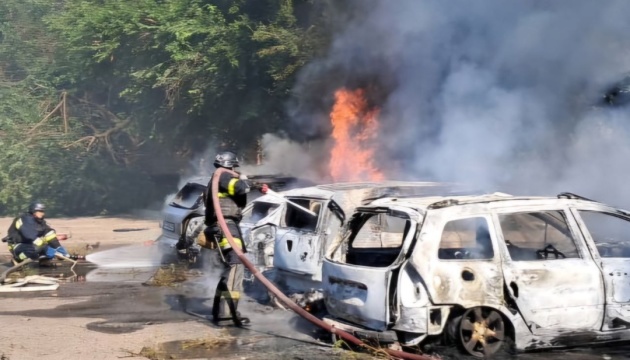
[[264, 188, 318, 217]]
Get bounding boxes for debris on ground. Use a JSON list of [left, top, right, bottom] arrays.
[[144, 265, 189, 287], [113, 228, 150, 232]]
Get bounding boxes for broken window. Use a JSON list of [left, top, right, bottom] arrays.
[[499, 211, 579, 261], [579, 211, 630, 258], [438, 217, 494, 260], [345, 213, 411, 267], [170, 183, 205, 209], [282, 198, 323, 232], [352, 214, 407, 248], [241, 202, 280, 224]]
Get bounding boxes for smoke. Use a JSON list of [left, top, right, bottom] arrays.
[[239, 133, 330, 182], [291, 0, 630, 206]]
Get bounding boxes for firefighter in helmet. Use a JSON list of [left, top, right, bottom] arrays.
[[203, 151, 267, 326], [3, 202, 69, 264]]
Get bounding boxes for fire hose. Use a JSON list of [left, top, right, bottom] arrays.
[[212, 168, 435, 360], [0, 253, 79, 284]]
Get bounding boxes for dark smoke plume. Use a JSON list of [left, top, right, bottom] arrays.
[[288, 0, 630, 206]]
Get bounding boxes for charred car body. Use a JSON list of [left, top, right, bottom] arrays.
[[322, 192, 630, 357], [241, 182, 466, 307]]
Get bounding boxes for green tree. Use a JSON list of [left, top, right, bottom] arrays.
[[0, 0, 334, 216]]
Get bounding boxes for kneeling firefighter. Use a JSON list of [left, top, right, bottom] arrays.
[[2, 202, 69, 264], [201, 151, 267, 326]]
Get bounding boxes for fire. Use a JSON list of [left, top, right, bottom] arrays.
[[329, 88, 384, 182]]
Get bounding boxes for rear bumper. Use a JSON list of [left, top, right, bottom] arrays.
[[323, 316, 399, 343]]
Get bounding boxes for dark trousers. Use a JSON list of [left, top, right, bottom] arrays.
[[12, 243, 39, 262], [12, 238, 61, 262]]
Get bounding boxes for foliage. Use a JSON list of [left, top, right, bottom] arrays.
[[0, 0, 333, 216]]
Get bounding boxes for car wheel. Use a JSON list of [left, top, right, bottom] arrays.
[[458, 307, 506, 358]]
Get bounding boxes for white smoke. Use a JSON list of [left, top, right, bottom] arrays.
[[290, 0, 630, 205], [239, 133, 329, 182]]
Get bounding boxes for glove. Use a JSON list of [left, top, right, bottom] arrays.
[[260, 184, 269, 194], [239, 174, 248, 180], [33, 237, 45, 247], [54, 246, 69, 257]]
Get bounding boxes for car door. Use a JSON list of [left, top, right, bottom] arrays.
[[428, 213, 504, 308], [273, 197, 326, 277], [322, 207, 419, 331], [571, 208, 630, 328], [242, 200, 285, 271], [495, 208, 604, 333]]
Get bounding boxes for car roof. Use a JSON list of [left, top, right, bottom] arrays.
[[274, 181, 476, 214], [364, 192, 618, 212], [185, 176, 211, 186], [280, 181, 469, 198]]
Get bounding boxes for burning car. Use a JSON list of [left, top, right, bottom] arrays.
[[322, 192, 630, 357], [241, 181, 466, 308]]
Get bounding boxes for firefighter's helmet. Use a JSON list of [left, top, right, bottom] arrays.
[[28, 202, 46, 214], [213, 151, 240, 169]]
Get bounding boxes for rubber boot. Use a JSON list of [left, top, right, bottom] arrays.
[[211, 286, 249, 326]]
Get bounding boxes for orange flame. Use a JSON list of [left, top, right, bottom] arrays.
[[329, 88, 384, 182]]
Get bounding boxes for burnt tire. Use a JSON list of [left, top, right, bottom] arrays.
[[456, 307, 510, 358]]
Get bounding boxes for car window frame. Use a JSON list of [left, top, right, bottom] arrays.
[[573, 208, 630, 259], [437, 216, 496, 261], [279, 196, 326, 233], [492, 206, 587, 262]]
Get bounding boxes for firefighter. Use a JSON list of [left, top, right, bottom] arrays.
[[203, 151, 267, 326], [4, 202, 69, 264]]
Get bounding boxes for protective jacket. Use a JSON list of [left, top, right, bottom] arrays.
[[203, 171, 249, 254], [7, 213, 57, 247], [204, 171, 249, 224]]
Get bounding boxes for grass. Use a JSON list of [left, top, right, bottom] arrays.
[[332, 338, 404, 360], [144, 264, 188, 287], [123, 330, 235, 360], [180, 329, 236, 350]]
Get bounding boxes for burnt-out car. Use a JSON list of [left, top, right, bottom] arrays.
[[322, 192, 630, 357], [157, 174, 314, 263], [241, 182, 466, 307]]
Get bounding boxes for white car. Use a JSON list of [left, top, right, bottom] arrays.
[[322, 192, 630, 357]]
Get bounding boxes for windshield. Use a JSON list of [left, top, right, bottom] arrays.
[[241, 201, 281, 224], [169, 183, 205, 209]]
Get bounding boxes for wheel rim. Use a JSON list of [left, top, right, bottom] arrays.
[[459, 307, 506, 357]]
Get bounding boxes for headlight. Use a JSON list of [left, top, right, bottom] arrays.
[[162, 221, 176, 232]]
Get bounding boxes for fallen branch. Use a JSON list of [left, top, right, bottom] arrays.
[[64, 117, 131, 151], [28, 99, 64, 135]]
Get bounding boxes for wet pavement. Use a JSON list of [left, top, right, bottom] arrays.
[[2, 256, 630, 359], [433, 344, 630, 360]]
